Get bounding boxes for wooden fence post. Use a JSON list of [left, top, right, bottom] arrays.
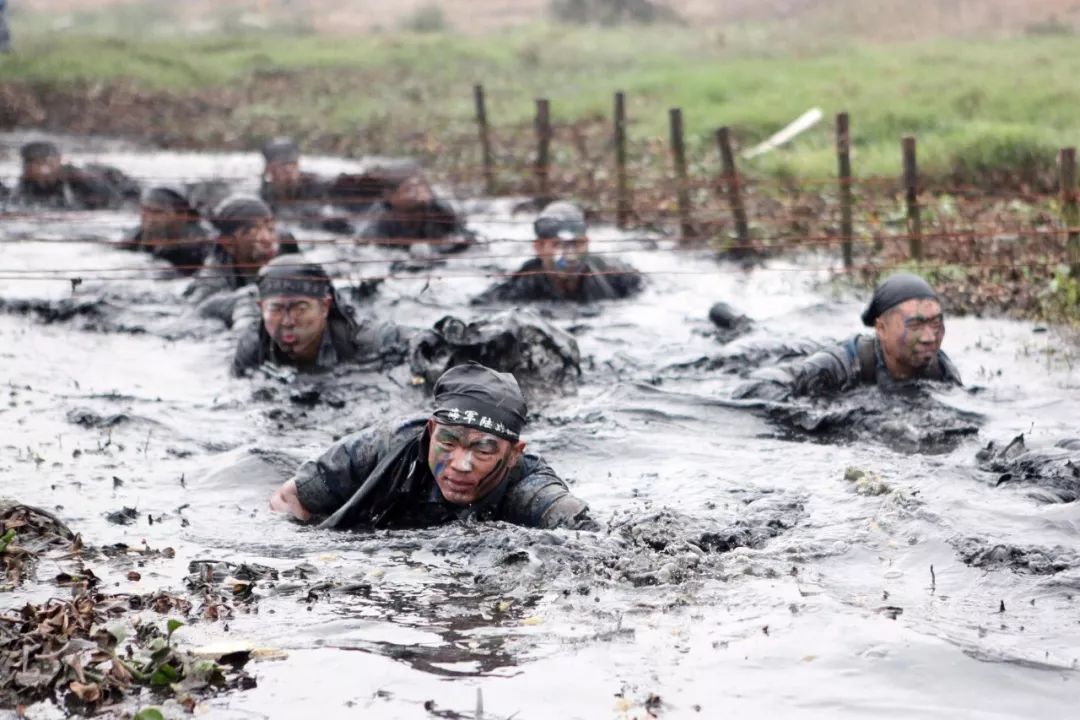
[[534, 98, 551, 200], [1060, 147, 1080, 279], [902, 136, 922, 263], [669, 108, 693, 242], [715, 126, 750, 254], [837, 112, 854, 269], [614, 91, 630, 229], [473, 84, 495, 195]]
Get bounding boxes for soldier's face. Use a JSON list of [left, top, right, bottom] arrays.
[[259, 294, 331, 360], [232, 219, 279, 268], [534, 235, 589, 274], [140, 205, 187, 236], [387, 175, 434, 210], [426, 420, 525, 505], [23, 157, 61, 185], [265, 160, 301, 186], [876, 298, 945, 373]]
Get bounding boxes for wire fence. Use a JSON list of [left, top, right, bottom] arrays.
[[3, 88, 1080, 307]]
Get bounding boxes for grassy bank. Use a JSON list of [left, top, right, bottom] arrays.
[[2, 24, 1080, 186]]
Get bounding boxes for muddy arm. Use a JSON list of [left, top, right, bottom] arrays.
[[791, 348, 851, 397], [503, 455, 600, 531], [289, 427, 384, 518], [354, 318, 413, 366]]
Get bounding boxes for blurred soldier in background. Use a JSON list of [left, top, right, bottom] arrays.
[[13, 141, 139, 210], [473, 200, 642, 304]]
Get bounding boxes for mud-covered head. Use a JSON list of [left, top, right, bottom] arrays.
[[533, 200, 589, 274], [211, 195, 279, 269], [385, 172, 435, 211], [261, 137, 302, 187], [256, 255, 333, 364], [140, 185, 198, 236], [427, 363, 529, 506], [863, 273, 945, 378], [20, 141, 62, 187]]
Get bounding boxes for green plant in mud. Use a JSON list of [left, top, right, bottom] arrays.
[[0, 529, 15, 554], [399, 3, 450, 33], [1038, 266, 1080, 324], [0, 597, 252, 713]]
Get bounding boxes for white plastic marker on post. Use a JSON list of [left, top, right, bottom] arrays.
[[741, 107, 824, 160]]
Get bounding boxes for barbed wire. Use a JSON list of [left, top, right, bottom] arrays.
[[0, 257, 1069, 285]]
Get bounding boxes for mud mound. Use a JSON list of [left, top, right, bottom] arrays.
[[953, 536, 1078, 575], [977, 435, 1080, 503]]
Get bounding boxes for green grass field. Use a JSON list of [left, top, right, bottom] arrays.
[[3, 12, 1079, 184]]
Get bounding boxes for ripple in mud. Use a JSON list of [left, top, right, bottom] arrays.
[[65, 407, 131, 429], [977, 435, 1080, 503], [739, 385, 982, 455]]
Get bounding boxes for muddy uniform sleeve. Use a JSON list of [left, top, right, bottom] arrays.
[[604, 257, 644, 298], [197, 288, 247, 326], [229, 285, 260, 332], [500, 455, 599, 531], [352, 317, 412, 365], [791, 345, 855, 397], [231, 322, 265, 377], [292, 425, 386, 517], [425, 198, 465, 237], [937, 351, 963, 386], [471, 260, 543, 305], [184, 262, 244, 325]]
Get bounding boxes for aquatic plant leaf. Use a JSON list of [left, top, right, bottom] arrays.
[[150, 663, 179, 686]]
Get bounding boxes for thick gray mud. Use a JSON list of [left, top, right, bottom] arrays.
[[2, 133, 1080, 719]]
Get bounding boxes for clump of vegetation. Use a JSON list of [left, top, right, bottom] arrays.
[[399, 3, 449, 33], [549, 0, 681, 26], [948, 127, 1060, 191], [0, 600, 253, 712], [1025, 16, 1074, 37], [0, 502, 257, 714]]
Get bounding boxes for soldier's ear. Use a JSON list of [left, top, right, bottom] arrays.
[[511, 440, 526, 458], [874, 314, 887, 335]]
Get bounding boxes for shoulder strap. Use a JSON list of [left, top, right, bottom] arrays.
[[318, 431, 423, 530], [856, 335, 877, 384]]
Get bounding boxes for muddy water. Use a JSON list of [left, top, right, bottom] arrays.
[[2, 134, 1079, 719]]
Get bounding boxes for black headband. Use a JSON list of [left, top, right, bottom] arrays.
[[141, 186, 194, 214], [861, 273, 940, 327], [262, 137, 300, 164], [257, 257, 332, 299], [212, 196, 273, 235], [432, 363, 527, 441], [534, 200, 588, 240], [21, 141, 60, 161]]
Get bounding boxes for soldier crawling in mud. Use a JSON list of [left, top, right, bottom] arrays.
[[270, 363, 598, 531], [232, 255, 409, 376], [472, 201, 642, 304], [183, 195, 299, 326], [793, 272, 961, 396], [357, 172, 473, 253], [11, 141, 139, 210], [258, 137, 426, 230], [118, 185, 211, 274]]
